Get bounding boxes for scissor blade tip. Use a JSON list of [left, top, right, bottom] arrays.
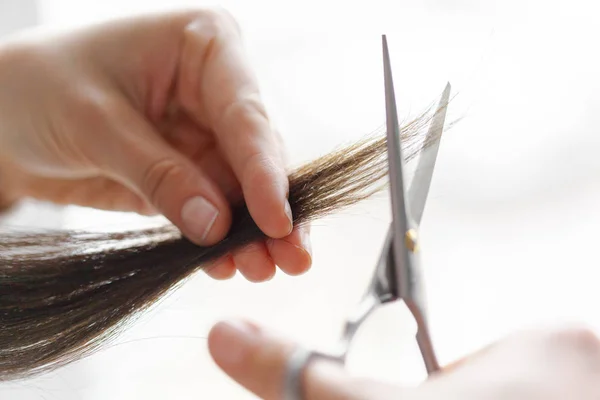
[[443, 82, 451, 96], [440, 82, 451, 103]]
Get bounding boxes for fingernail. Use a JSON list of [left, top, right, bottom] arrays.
[[284, 201, 293, 233], [181, 196, 219, 242], [300, 226, 312, 258], [211, 320, 259, 366]]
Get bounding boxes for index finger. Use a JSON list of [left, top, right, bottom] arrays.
[[178, 10, 293, 239]]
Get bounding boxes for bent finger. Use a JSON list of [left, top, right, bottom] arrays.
[[204, 255, 237, 280], [232, 242, 276, 283], [177, 10, 292, 240], [267, 224, 312, 276]]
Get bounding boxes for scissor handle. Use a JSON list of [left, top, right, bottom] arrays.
[[283, 328, 438, 400], [416, 325, 440, 374], [283, 347, 343, 400]]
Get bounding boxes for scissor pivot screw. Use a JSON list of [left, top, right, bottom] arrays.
[[405, 229, 419, 252]]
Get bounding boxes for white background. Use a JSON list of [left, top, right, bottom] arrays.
[[2, 0, 600, 399]]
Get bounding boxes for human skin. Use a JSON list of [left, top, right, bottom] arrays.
[[0, 8, 311, 282], [4, 8, 599, 400], [208, 319, 600, 400]]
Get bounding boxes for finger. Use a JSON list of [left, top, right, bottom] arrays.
[[162, 113, 242, 202], [161, 109, 215, 159], [177, 10, 293, 240], [267, 224, 312, 276], [204, 255, 237, 280], [96, 102, 231, 245], [208, 320, 388, 400], [193, 145, 242, 203], [232, 242, 277, 283]]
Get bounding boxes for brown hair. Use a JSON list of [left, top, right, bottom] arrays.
[[0, 108, 445, 381]]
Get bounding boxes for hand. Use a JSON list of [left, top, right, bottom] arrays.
[[208, 320, 600, 400], [0, 9, 311, 281]]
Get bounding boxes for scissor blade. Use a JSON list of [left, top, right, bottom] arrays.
[[407, 83, 451, 227], [382, 35, 411, 298], [364, 224, 398, 302]]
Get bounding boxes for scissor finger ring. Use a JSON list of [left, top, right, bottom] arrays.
[[283, 346, 317, 400]]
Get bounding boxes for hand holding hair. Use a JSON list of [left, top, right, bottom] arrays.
[[0, 8, 309, 282], [0, 8, 441, 382]]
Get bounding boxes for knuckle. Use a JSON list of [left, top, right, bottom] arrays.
[[218, 8, 242, 35], [204, 7, 240, 33], [141, 159, 185, 207], [232, 94, 269, 121], [179, 8, 242, 112], [184, 7, 240, 38], [74, 90, 115, 128], [218, 94, 269, 133], [549, 325, 600, 354]]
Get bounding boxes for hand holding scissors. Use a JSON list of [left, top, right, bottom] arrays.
[[206, 35, 600, 400]]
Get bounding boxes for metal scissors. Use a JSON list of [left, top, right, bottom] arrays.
[[283, 34, 451, 400]]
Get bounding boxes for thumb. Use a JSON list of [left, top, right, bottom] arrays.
[[208, 320, 406, 400], [99, 106, 231, 245]]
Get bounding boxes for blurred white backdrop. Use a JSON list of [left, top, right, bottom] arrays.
[[2, 0, 600, 399]]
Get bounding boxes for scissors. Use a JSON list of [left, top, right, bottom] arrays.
[[283, 34, 451, 400]]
